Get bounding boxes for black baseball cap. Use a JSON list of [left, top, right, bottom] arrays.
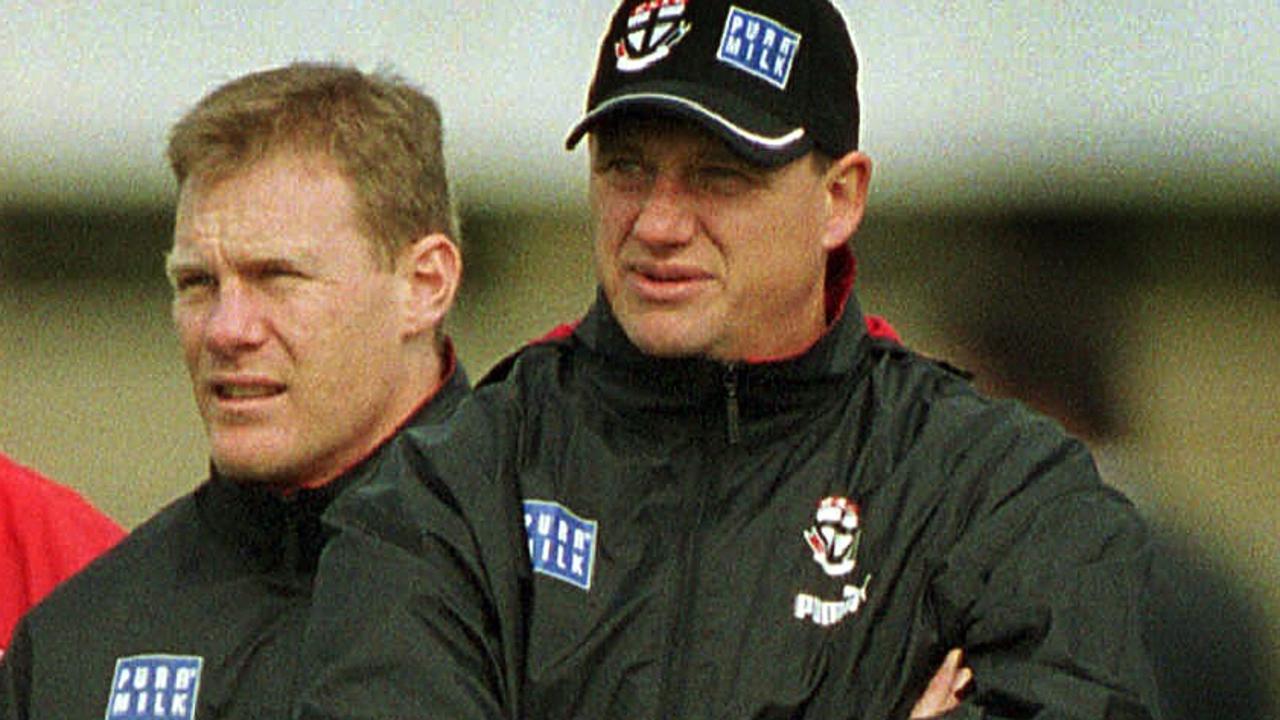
[[565, 0, 860, 166]]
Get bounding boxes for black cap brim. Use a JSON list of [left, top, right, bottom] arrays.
[[565, 81, 813, 168]]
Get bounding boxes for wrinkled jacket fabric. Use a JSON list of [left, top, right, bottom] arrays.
[[309, 247, 1162, 719], [0, 361, 469, 720]]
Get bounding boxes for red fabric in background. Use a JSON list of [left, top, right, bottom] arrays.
[[0, 452, 125, 652]]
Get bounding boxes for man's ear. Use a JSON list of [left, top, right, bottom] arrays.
[[821, 150, 872, 251], [397, 233, 461, 339]]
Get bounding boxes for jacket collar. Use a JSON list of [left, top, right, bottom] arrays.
[[195, 344, 471, 573]]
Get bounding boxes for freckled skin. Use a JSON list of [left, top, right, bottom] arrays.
[[167, 150, 419, 488]]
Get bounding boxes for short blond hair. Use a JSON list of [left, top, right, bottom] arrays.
[[167, 61, 458, 266]]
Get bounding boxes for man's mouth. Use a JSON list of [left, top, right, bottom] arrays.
[[213, 382, 284, 400], [626, 262, 712, 301], [637, 263, 706, 282]]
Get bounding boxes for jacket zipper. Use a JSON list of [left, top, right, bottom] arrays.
[[724, 363, 742, 445], [656, 446, 712, 717], [657, 367, 733, 716]]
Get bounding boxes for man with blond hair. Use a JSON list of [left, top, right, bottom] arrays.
[[0, 61, 470, 719]]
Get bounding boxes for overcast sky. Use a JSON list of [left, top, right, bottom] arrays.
[[3, 1, 1277, 212]]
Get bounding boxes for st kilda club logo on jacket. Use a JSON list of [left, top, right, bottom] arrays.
[[615, 0, 692, 72], [794, 497, 872, 628]]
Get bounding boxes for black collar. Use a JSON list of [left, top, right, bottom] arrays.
[[193, 350, 471, 574]]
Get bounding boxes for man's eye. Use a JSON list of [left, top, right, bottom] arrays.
[[596, 157, 650, 191], [697, 165, 754, 194], [258, 264, 306, 283], [173, 273, 215, 292], [603, 157, 644, 176]]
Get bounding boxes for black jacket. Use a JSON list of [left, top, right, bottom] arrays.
[[310, 248, 1162, 718], [0, 361, 469, 720]]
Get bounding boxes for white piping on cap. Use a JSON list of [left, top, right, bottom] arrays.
[[582, 92, 806, 149]]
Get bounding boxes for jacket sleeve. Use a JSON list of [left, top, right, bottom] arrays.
[[295, 399, 528, 720], [924, 408, 1162, 720], [0, 620, 31, 720]]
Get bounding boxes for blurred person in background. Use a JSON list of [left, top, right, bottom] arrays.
[[299, 0, 1161, 718], [0, 451, 124, 658], [0, 61, 467, 719]]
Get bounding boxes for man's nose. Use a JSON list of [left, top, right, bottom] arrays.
[[631, 174, 697, 248], [203, 281, 268, 354]]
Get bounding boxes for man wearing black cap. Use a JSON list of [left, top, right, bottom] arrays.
[[301, 1, 1163, 718]]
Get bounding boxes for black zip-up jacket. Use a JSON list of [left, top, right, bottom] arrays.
[[0, 360, 469, 720], [306, 248, 1162, 718]]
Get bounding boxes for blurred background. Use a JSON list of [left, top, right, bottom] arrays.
[[2, 2, 1276, 717]]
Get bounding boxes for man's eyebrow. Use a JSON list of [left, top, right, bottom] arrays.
[[593, 134, 639, 156], [163, 250, 194, 277], [696, 145, 749, 165]]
